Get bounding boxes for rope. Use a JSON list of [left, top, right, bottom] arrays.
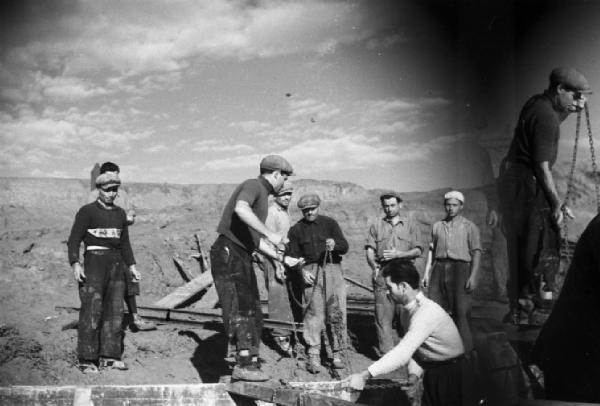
[[585, 104, 600, 213]]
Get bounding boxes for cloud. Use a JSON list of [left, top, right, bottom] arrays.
[[229, 120, 272, 132], [365, 32, 409, 50], [192, 139, 254, 154], [289, 99, 341, 120]]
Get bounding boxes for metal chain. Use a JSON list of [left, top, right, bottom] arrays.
[[561, 110, 581, 254], [585, 104, 600, 213]]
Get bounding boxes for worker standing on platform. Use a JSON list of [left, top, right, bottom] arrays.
[[365, 192, 422, 357], [210, 155, 303, 382], [288, 193, 349, 374]]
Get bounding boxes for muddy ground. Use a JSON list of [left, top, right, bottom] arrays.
[[0, 175, 595, 391]]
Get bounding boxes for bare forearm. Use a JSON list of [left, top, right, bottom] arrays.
[[366, 248, 378, 270], [396, 248, 422, 260], [470, 250, 481, 278], [535, 162, 561, 209]]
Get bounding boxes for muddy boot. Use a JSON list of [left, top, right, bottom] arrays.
[[331, 354, 344, 369], [131, 314, 157, 332], [231, 352, 270, 382], [275, 336, 292, 356], [306, 352, 321, 374]]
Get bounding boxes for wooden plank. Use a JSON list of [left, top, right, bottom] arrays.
[[172, 256, 193, 282], [0, 384, 237, 406], [191, 285, 219, 309], [344, 276, 374, 293], [194, 234, 211, 273], [153, 271, 213, 309], [227, 382, 367, 406]]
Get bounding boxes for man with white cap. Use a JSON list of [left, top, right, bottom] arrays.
[[210, 155, 303, 382], [497, 67, 591, 324], [423, 190, 481, 356], [288, 193, 349, 373], [67, 171, 137, 372]]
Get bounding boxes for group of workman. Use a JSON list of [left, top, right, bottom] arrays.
[[66, 67, 598, 405]]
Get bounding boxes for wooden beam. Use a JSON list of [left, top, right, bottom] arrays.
[[0, 384, 237, 406], [194, 233, 211, 273], [172, 256, 194, 282], [153, 271, 213, 309], [227, 382, 367, 406], [344, 276, 374, 293]]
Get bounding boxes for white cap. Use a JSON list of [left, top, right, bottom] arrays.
[[444, 190, 464, 203]]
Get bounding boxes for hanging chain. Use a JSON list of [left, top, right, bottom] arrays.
[[585, 103, 600, 213], [561, 110, 581, 254]]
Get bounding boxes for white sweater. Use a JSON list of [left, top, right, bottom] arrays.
[[368, 291, 464, 377]]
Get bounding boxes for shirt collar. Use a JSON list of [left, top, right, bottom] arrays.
[[258, 176, 275, 194], [403, 291, 425, 311], [442, 215, 465, 225], [382, 215, 407, 225]]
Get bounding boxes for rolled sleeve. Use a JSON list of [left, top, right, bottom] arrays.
[[468, 223, 482, 254], [365, 224, 378, 250], [409, 221, 423, 254]]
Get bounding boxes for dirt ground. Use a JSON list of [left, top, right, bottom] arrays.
[[0, 174, 595, 393]]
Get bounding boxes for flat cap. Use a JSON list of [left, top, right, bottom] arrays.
[[444, 190, 464, 203], [95, 172, 121, 189], [260, 155, 294, 175], [550, 67, 592, 94], [380, 191, 403, 202], [297, 193, 321, 209], [276, 182, 294, 196]]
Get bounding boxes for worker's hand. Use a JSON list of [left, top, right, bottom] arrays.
[[72, 262, 86, 283], [303, 269, 315, 286], [265, 231, 283, 246], [275, 262, 286, 282], [130, 265, 141, 281], [343, 370, 370, 391], [400, 374, 420, 400], [465, 275, 477, 292], [284, 256, 304, 268], [325, 238, 335, 252], [421, 275, 429, 289], [486, 209, 499, 228], [382, 249, 399, 261], [562, 205, 575, 220]]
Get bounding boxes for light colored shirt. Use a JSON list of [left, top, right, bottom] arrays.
[[265, 202, 291, 242], [368, 291, 464, 377], [431, 215, 481, 262], [365, 215, 422, 262]]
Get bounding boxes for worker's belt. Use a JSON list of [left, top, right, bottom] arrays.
[[85, 248, 121, 255], [417, 354, 464, 370]]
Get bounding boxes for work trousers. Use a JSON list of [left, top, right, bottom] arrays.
[[78, 250, 126, 361], [498, 166, 560, 310], [301, 263, 347, 354], [257, 255, 293, 337], [421, 355, 477, 406], [210, 235, 262, 359], [373, 262, 402, 356], [428, 260, 473, 352]]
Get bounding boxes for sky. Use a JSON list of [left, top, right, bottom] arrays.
[[2, 0, 600, 192]]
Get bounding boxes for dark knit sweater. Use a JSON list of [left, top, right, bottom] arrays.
[[67, 201, 135, 266]]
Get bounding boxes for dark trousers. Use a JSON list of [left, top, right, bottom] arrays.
[[210, 235, 262, 360], [498, 167, 560, 309], [373, 262, 402, 355], [428, 260, 473, 352], [422, 356, 477, 406], [78, 251, 126, 361]]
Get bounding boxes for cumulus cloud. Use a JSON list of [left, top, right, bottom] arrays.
[[192, 139, 254, 154]]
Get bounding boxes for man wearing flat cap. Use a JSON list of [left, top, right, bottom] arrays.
[[210, 154, 302, 382], [365, 192, 423, 357], [423, 191, 481, 356], [497, 67, 591, 324], [288, 193, 349, 373], [67, 171, 138, 372]]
